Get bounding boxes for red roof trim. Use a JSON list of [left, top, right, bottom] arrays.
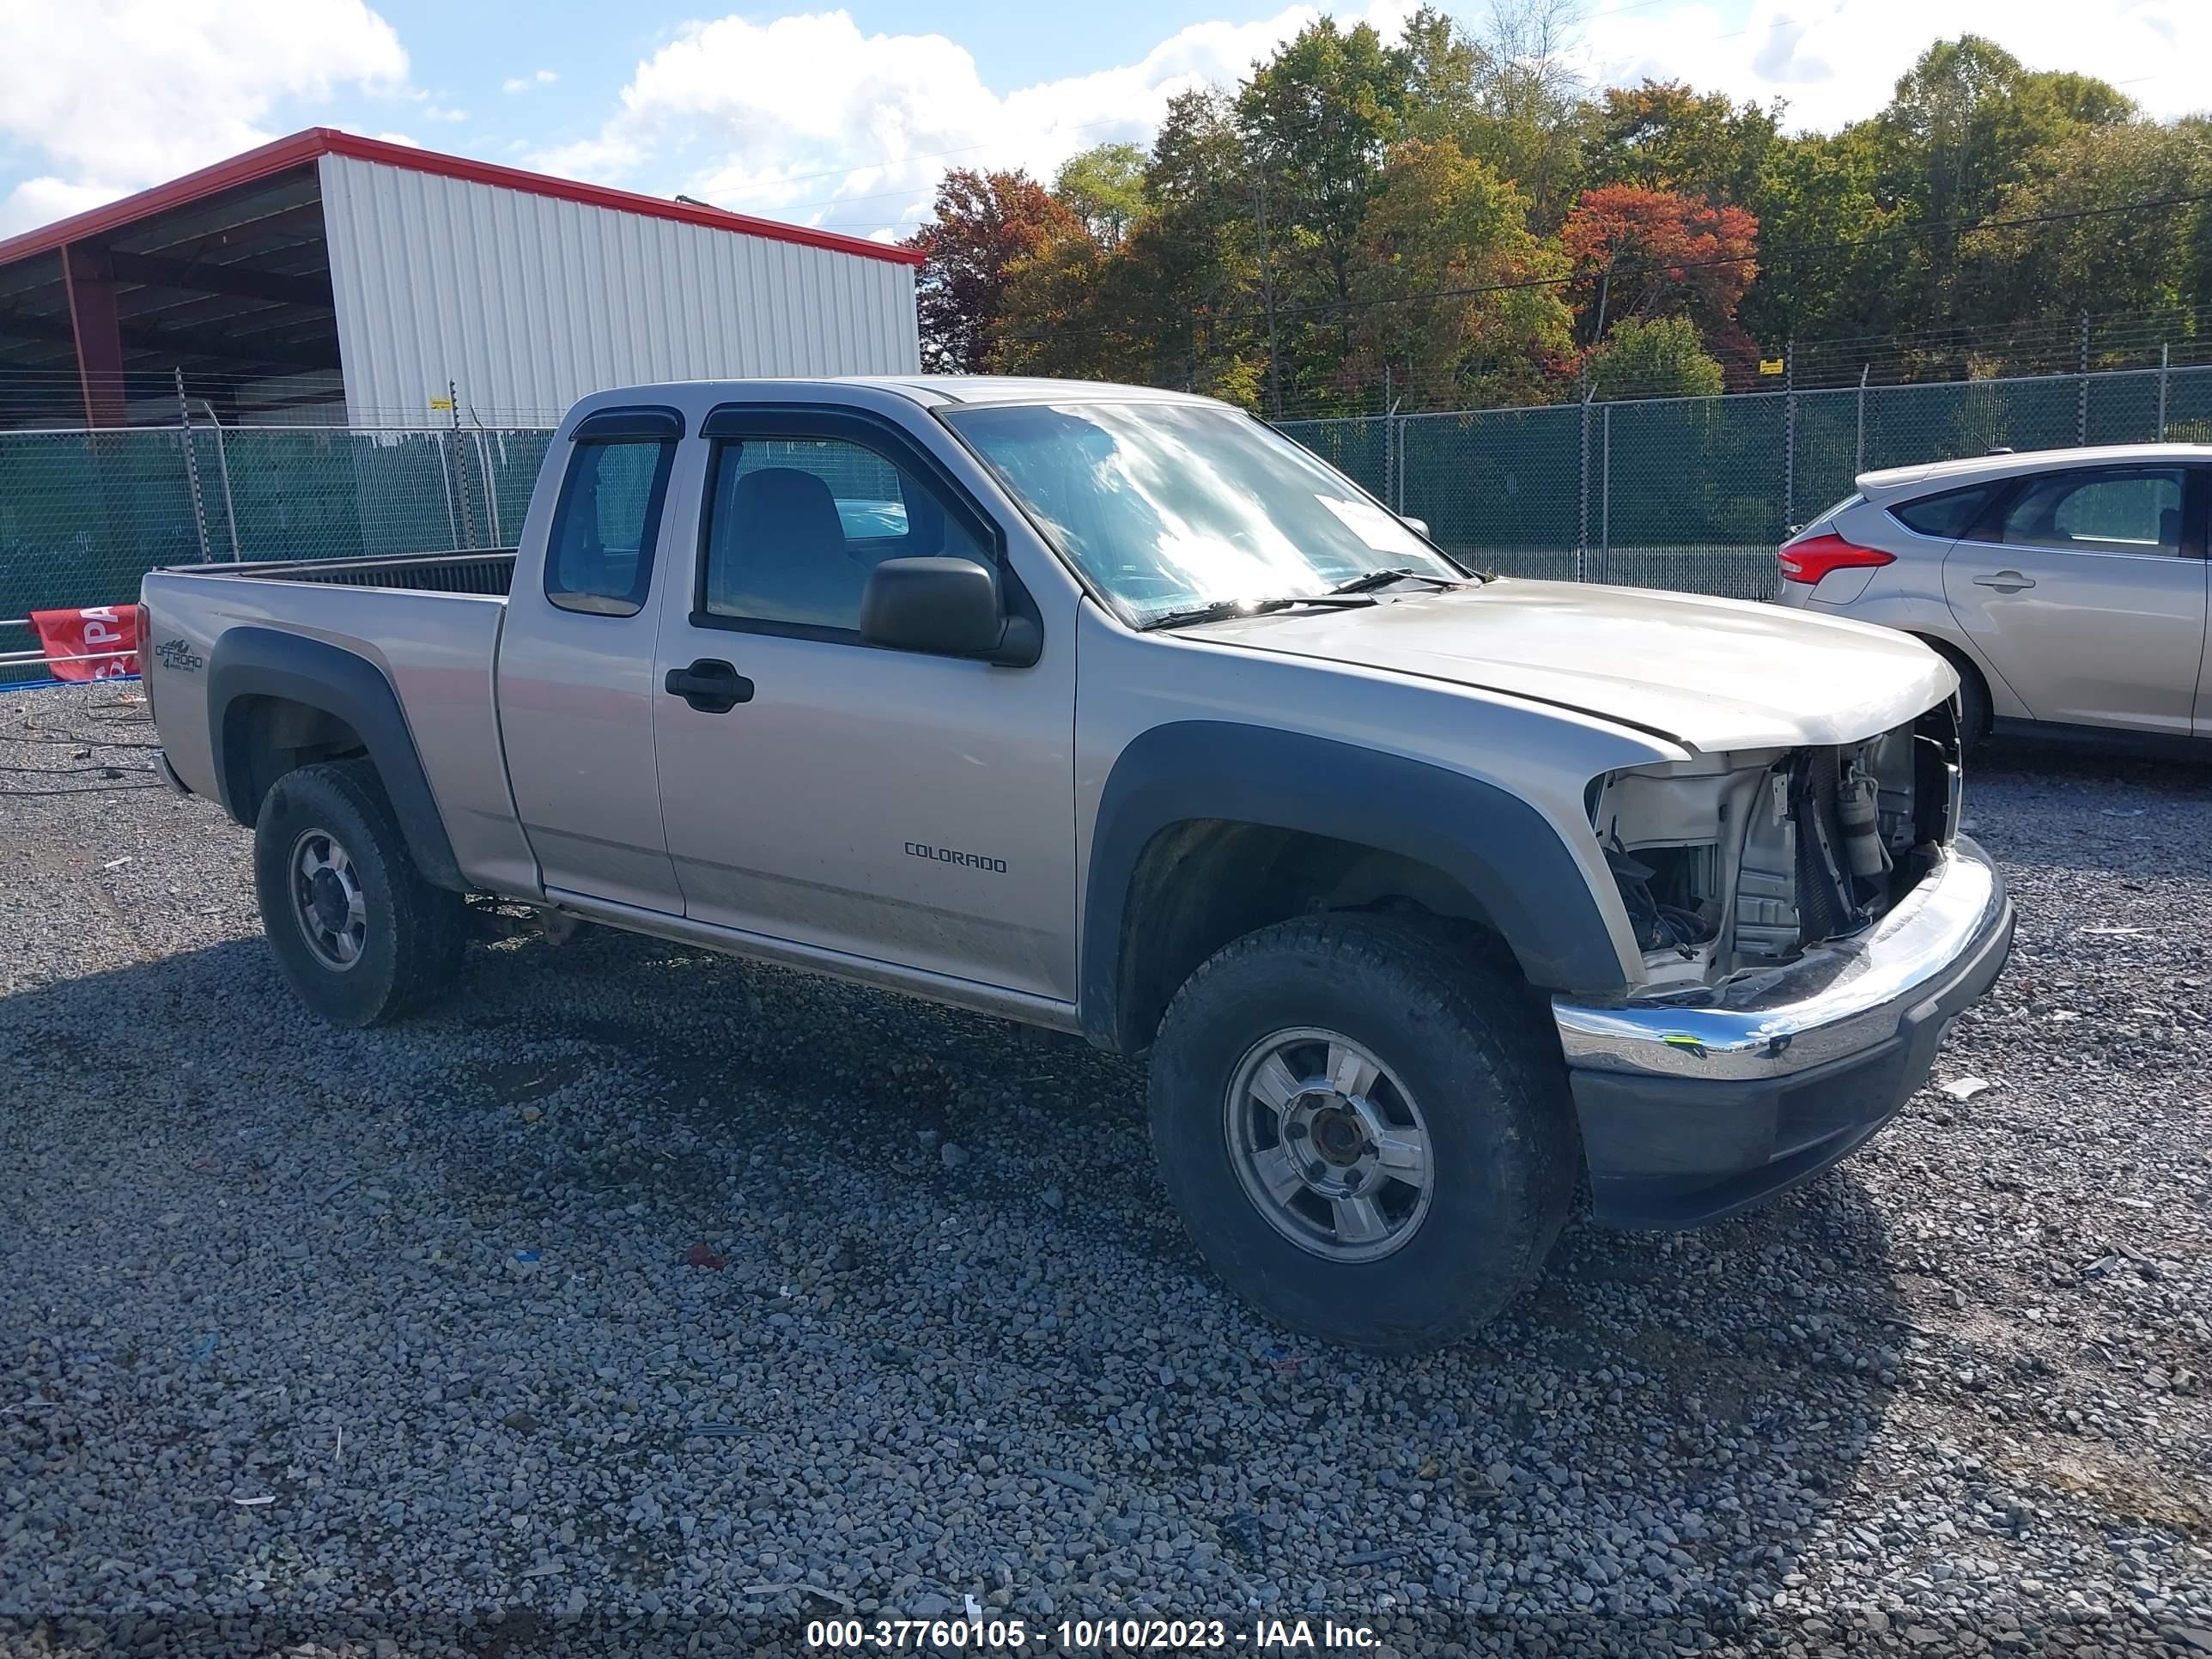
[[0, 127, 924, 270]]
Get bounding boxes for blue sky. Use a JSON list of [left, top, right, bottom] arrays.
[[2, 0, 2203, 241]]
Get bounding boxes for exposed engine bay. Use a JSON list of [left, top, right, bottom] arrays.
[[1590, 698, 1964, 989]]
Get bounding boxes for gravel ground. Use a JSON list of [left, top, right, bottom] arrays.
[[3, 680, 2210, 1658]]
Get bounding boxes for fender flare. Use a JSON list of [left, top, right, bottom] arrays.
[[1079, 720, 1627, 1050], [205, 627, 465, 891]]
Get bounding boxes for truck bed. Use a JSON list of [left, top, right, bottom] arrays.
[[142, 548, 538, 898], [166, 548, 517, 597]]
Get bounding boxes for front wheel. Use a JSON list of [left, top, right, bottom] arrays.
[[252, 759, 465, 1028], [1147, 915, 1578, 1352]]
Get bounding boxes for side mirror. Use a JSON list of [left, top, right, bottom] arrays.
[[860, 556, 1039, 665], [1401, 515, 1431, 538]]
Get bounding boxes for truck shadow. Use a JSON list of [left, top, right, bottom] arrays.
[[3, 926, 1914, 1637]]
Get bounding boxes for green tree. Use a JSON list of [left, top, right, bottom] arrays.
[[1237, 16, 1411, 392], [1736, 125, 1909, 349], [1960, 118, 2212, 329], [1870, 36, 2133, 317], [1054, 143, 1149, 247], [1585, 314, 1725, 399], [1585, 81, 1780, 206]]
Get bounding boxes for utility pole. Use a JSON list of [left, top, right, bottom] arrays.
[[1783, 337, 1797, 532], [2077, 312, 2090, 446], [176, 368, 211, 563], [1856, 362, 1870, 474], [1257, 173, 1282, 421], [448, 378, 479, 550]]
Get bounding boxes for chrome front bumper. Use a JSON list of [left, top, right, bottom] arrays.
[[1556, 837, 2008, 1082], [1553, 837, 2014, 1226]]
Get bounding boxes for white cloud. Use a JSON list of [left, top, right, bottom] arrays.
[[0, 0, 408, 234], [1583, 0, 2212, 132], [503, 69, 560, 94], [531, 3, 1416, 237]]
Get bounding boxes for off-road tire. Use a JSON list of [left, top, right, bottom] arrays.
[[252, 758, 465, 1028], [1147, 913, 1579, 1352]]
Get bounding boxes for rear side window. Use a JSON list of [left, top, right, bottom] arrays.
[[1890, 484, 1994, 541], [1999, 466, 2186, 557], [544, 437, 677, 617]]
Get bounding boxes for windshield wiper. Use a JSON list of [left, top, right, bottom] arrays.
[[1138, 592, 1379, 631], [1139, 597, 1300, 631], [1324, 567, 1466, 595]]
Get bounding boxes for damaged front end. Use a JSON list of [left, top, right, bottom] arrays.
[[1589, 697, 1964, 993], [1556, 691, 2010, 1231]]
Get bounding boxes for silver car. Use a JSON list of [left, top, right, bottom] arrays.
[[1773, 443, 2212, 745]]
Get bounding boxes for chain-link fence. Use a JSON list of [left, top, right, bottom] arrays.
[[1284, 361, 2212, 599], [2, 424, 554, 683], [6, 358, 2212, 684]]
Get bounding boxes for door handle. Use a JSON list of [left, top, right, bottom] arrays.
[[1972, 571, 2036, 592], [663, 658, 754, 714]]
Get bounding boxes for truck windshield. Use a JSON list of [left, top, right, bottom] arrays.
[[939, 400, 1468, 627]]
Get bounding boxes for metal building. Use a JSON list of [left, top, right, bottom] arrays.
[[0, 129, 923, 428]]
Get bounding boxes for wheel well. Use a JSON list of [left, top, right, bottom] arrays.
[[1112, 820, 1507, 1054], [1911, 635, 1990, 738], [222, 696, 371, 823]]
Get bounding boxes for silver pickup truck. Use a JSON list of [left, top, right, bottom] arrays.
[[142, 376, 2014, 1351]]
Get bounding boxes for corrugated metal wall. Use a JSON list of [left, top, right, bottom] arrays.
[[318, 155, 921, 425]]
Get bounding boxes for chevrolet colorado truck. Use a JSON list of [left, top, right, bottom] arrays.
[[141, 377, 2014, 1351]]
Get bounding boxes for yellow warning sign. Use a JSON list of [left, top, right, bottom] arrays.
[[1757, 358, 1784, 376], [429, 396, 454, 410]]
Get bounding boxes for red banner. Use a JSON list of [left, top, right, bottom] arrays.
[[29, 606, 138, 681]]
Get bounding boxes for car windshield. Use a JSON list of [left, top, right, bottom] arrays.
[[939, 399, 1467, 626]]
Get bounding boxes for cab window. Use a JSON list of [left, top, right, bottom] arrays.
[[544, 435, 676, 616], [700, 435, 989, 634]]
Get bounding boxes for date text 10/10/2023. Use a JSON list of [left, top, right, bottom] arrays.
[[804, 1617, 1383, 1650]]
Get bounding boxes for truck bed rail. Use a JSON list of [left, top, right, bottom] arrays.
[[160, 549, 517, 598]]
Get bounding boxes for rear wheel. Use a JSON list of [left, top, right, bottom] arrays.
[[252, 759, 464, 1027], [1147, 914, 1578, 1352]]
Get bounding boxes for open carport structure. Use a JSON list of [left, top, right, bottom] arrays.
[[0, 128, 923, 429]]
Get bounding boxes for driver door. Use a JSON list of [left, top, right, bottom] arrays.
[[649, 407, 1078, 1000]]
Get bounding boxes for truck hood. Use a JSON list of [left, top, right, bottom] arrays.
[[1181, 579, 1955, 750]]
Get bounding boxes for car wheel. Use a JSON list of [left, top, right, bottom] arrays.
[[252, 758, 465, 1028], [1147, 913, 1579, 1352]]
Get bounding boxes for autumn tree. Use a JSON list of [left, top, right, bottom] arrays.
[[1349, 137, 1573, 408], [993, 94, 1267, 400], [1561, 185, 1760, 375], [905, 169, 1084, 373]]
